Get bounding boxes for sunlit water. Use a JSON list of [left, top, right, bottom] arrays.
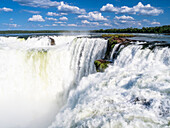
[[0, 34, 169, 128], [0, 35, 106, 128]]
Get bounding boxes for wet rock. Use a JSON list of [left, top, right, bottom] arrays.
[[94, 59, 112, 72], [49, 37, 55, 45], [104, 37, 131, 59], [120, 38, 126, 42], [109, 37, 132, 44], [133, 97, 153, 108], [18, 35, 29, 40]]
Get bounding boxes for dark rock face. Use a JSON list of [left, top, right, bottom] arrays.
[[109, 37, 132, 44], [94, 37, 132, 72], [104, 37, 131, 59], [132, 97, 153, 108], [49, 37, 55, 45], [94, 34, 169, 72], [94, 59, 112, 72]]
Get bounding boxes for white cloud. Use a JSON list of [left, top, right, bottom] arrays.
[[57, 2, 86, 14], [78, 11, 107, 21], [44, 24, 50, 27], [45, 17, 57, 21], [143, 19, 150, 23], [46, 12, 68, 16], [13, 0, 86, 14], [3, 23, 20, 27], [45, 23, 78, 27], [114, 15, 134, 20], [60, 13, 67, 16], [138, 23, 142, 26], [23, 10, 40, 14], [47, 12, 59, 16], [68, 24, 77, 27], [100, 4, 118, 12], [81, 20, 90, 24], [103, 23, 112, 27], [141, 19, 161, 26], [55, 21, 66, 24], [44, 24, 58, 27], [101, 2, 163, 16], [151, 21, 160, 25], [120, 20, 127, 23], [52, 24, 58, 26], [28, 15, 45, 22], [13, 0, 61, 8], [133, 2, 163, 16], [81, 20, 111, 27], [38, 24, 43, 27], [10, 24, 19, 27], [60, 24, 66, 26], [59, 16, 68, 21], [113, 19, 142, 27], [0, 7, 13, 12], [92, 22, 100, 26], [83, 22, 98, 26]]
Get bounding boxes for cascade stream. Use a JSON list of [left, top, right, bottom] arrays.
[[0, 35, 169, 128]]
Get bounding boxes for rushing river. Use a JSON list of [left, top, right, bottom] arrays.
[[0, 34, 169, 128]]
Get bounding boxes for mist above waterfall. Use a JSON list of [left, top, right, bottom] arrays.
[[0, 35, 107, 128]]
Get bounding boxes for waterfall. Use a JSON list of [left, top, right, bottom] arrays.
[[0, 36, 107, 128], [1, 35, 169, 128], [69, 38, 107, 85], [49, 44, 170, 128], [109, 44, 121, 60]]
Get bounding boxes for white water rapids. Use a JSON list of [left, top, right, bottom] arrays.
[[0, 35, 169, 128], [0, 36, 107, 128], [50, 44, 170, 128]]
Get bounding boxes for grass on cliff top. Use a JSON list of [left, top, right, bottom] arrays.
[[102, 34, 135, 38]]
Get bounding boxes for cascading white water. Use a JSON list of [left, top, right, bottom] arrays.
[[49, 44, 170, 128], [0, 36, 107, 128], [110, 44, 121, 60]]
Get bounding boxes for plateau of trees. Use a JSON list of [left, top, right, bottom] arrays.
[[92, 25, 170, 33], [0, 30, 83, 34], [0, 25, 169, 34]]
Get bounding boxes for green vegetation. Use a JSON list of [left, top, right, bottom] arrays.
[[0, 25, 169, 34], [109, 38, 117, 48], [104, 35, 132, 59], [0, 30, 86, 34], [94, 60, 111, 72], [92, 25, 170, 33], [111, 43, 116, 49], [102, 34, 134, 38]]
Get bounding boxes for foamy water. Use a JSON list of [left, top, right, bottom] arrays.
[[0, 36, 107, 128], [0, 35, 169, 128], [50, 45, 170, 128]]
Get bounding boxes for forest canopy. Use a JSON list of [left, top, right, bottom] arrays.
[[0, 25, 169, 34], [92, 25, 170, 33]]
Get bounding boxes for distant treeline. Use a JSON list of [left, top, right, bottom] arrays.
[[0, 30, 84, 34], [91, 25, 170, 33], [0, 25, 169, 34]]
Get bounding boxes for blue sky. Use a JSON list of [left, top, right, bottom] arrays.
[[0, 0, 169, 30]]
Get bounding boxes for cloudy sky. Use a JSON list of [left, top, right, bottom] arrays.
[[0, 0, 169, 30]]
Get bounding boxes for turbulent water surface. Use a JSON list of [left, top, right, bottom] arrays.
[[0, 34, 169, 128]]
